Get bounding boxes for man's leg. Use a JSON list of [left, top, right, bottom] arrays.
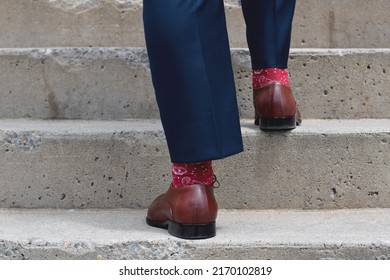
[[241, 0, 301, 130], [143, 0, 243, 239], [144, 0, 243, 163], [241, 0, 295, 69]]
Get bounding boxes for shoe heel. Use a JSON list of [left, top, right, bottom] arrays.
[[260, 116, 296, 131], [168, 221, 216, 239], [254, 114, 260, 125]]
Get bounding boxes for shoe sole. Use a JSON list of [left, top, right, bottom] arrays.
[[260, 116, 296, 130], [146, 218, 216, 240], [255, 115, 302, 131]]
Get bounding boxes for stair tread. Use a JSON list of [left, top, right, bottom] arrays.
[[1, 118, 390, 134], [1, 208, 390, 259], [2, 207, 388, 245]]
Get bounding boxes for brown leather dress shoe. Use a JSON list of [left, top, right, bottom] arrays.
[[253, 83, 302, 130], [146, 184, 218, 239]]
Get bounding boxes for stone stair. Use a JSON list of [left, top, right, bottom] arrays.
[[0, 0, 389, 260], [1, 0, 388, 48]]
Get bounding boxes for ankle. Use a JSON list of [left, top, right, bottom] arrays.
[[252, 68, 290, 89], [172, 161, 215, 188]]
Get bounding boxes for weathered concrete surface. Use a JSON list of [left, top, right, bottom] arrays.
[[0, 0, 388, 48], [1, 208, 390, 260], [0, 118, 389, 210], [0, 48, 388, 120], [0, 48, 154, 120], [0, 0, 145, 48]]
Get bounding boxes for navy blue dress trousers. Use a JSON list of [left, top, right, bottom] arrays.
[[143, 0, 296, 163]]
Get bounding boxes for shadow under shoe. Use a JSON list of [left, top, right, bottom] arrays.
[[253, 83, 302, 131], [146, 184, 218, 239]]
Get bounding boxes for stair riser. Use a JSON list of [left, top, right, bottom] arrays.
[[0, 0, 388, 48], [0, 48, 389, 120], [2, 241, 390, 260], [0, 120, 389, 210]]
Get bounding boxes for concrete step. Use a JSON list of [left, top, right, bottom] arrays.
[[1, 208, 390, 260], [0, 118, 389, 210], [0, 48, 389, 120], [0, 0, 388, 48]]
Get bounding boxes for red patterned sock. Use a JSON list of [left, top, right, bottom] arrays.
[[172, 161, 215, 188], [252, 68, 290, 89]]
